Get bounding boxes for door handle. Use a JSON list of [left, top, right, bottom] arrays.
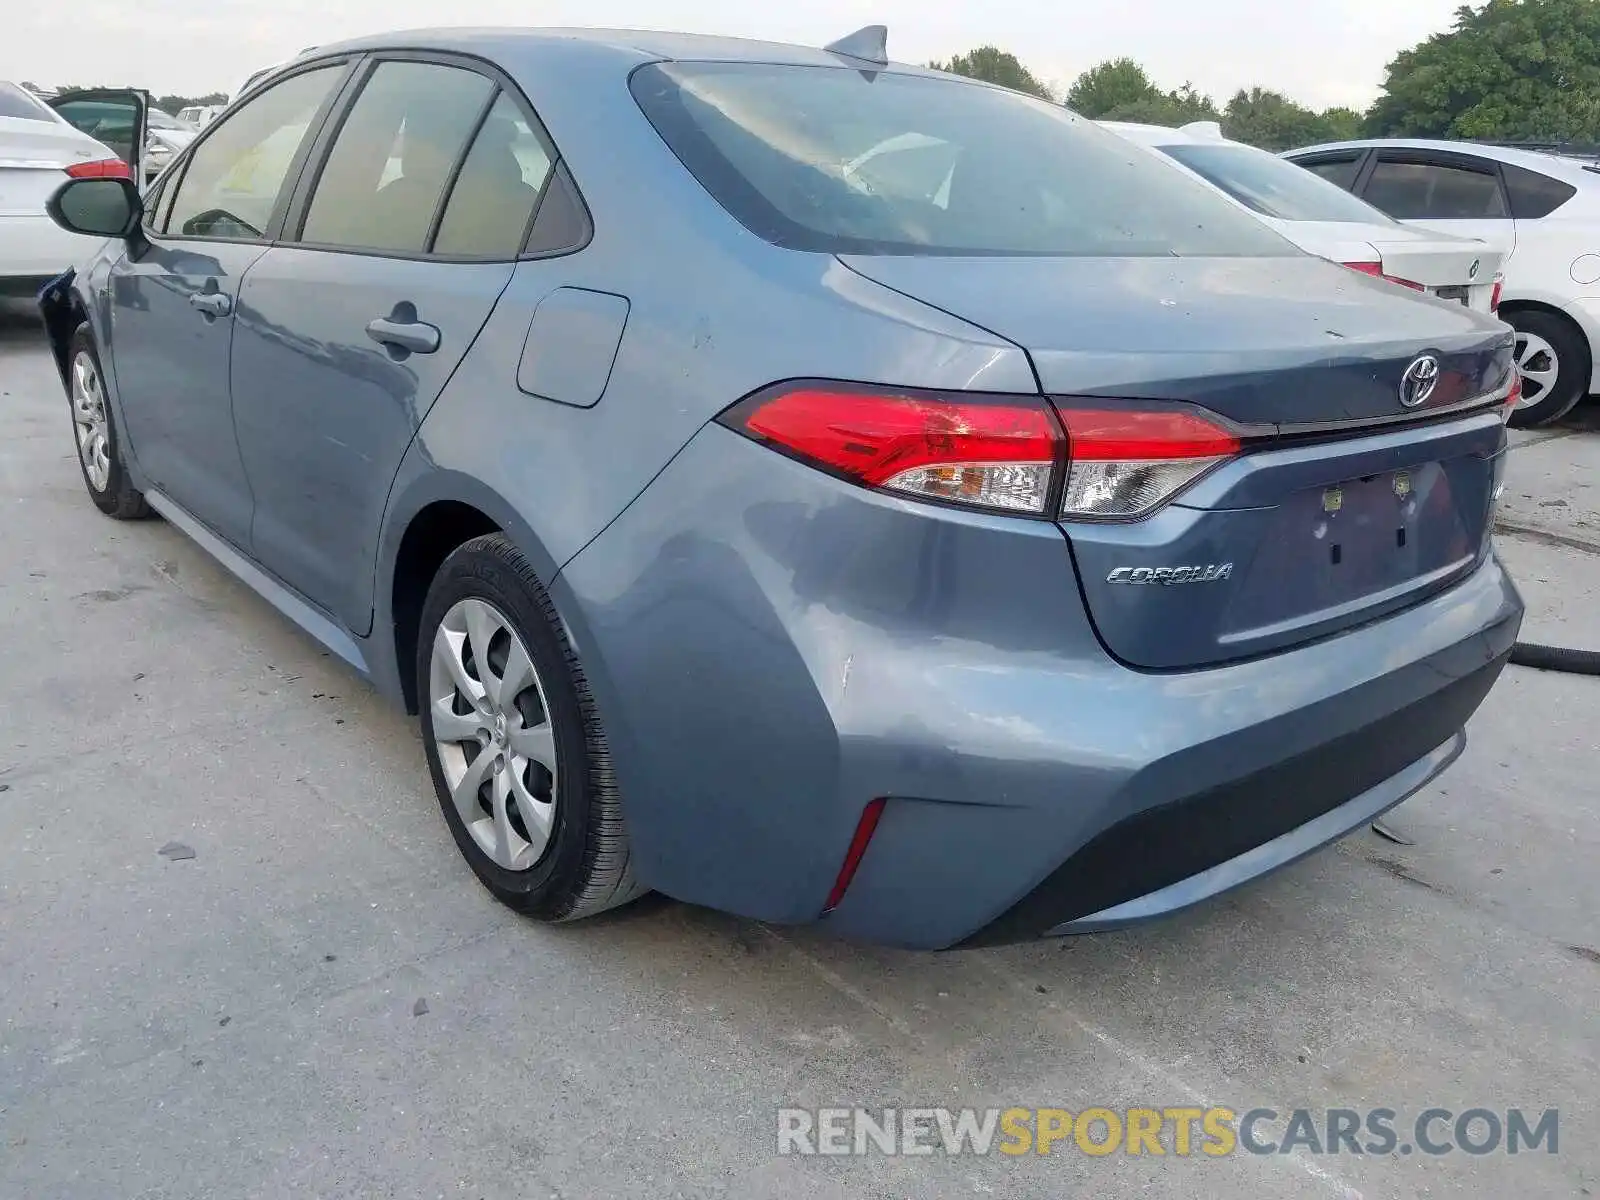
[[366, 316, 440, 355], [189, 291, 232, 317]]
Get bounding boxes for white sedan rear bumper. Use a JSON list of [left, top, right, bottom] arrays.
[[0, 213, 106, 292]]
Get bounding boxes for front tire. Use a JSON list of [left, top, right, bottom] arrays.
[[1505, 308, 1591, 429], [67, 325, 151, 519], [417, 534, 644, 921]]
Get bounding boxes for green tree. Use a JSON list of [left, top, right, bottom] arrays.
[[1368, 0, 1600, 141], [154, 92, 227, 114], [1102, 82, 1222, 125], [1065, 57, 1160, 116], [930, 46, 1055, 100], [1222, 87, 1355, 151]]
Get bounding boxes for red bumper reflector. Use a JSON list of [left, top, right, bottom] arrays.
[[823, 798, 887, 913]]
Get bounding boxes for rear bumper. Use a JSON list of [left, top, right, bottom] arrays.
[[556, 424, 1524, 950], [0, 215, 102, 286], [959, 651, 1497, 946]]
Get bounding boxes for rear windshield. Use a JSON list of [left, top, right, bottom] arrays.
[[630, 63, 1291, 258], [0, 82, 54, 122], [1158, 142, 1398, 225]]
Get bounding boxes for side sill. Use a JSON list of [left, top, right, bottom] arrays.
[[143, 487, 370, 677]]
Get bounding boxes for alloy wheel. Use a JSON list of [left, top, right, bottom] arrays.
[[428, 597, 558, 871], [71, 350, 112, 492], [1513, 332, 1560, 408]]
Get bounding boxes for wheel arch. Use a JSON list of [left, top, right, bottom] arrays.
[[1499, 297, 1595, 381], [38, 272, 91, 392], [378, 468, 570, 715]]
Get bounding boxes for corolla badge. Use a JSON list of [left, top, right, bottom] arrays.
[[1399, 354, 1440, 408], [1107, 564, 1234, 585]]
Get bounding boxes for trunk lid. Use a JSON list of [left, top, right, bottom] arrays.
[[839, 253, 1514, 669], [0, 119, 105, 216]]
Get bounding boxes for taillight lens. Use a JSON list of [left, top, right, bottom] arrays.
[[1056, 407, 1240, 519], [1502, 371, 1522, 422], [723, 384, 1061, 514], [1490, 274, 1504, 313], [65, 157, 132, 180], [1341, 260, 1424, 291], [719, 383, 1242, 521]]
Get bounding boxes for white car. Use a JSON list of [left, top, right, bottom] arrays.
[[142, 108, 197, 180], [1103, 121, 1507, 314], [1285, 138, 1600, 426], [176, 104, 224, 128], [0, 81, 130, 299]]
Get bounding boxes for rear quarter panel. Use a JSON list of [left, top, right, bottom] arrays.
[[388, 39, 1034, 580]]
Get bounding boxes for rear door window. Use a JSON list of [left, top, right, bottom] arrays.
[[631, 62, 1290, 258], [1295, 153, 1363, 191], [432, 93, 553, 257], [1362, 158, 1508, 220], [298, 60, 494, 254]]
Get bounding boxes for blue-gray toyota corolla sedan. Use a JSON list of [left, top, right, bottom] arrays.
[[37, 27, 1523, 949]]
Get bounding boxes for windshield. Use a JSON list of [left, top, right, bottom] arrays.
[[0, 82, 54, 122], [631, 63, 1291, 258], [148, 108, 184, 129], [1158, 142, 1399, 225]]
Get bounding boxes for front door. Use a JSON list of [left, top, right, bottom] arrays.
[[230, 58, 555, 632], [101, 62, 350, 549]]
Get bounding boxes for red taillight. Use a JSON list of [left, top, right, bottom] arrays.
[[1502, 372, 1522, 422], [823, 798, 886, 913], [65, 157, 132, 180], [1341, 260, 1424, 291], [724, 384, 1061, 514], [720, 383, 1243, 521], [1490, 274, 1504, 313]]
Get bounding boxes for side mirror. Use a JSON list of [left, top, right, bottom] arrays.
[[46, 177, 143, 238]]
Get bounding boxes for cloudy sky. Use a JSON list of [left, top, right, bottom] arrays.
[[8, 0, 1462, 110]]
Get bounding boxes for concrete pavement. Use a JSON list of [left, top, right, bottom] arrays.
[[1, 301, 1596, 1199]]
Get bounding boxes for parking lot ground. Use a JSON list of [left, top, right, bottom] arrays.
[[2, 301, 1597, 1199]]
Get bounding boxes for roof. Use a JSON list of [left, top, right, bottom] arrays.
[[306, 25, 932, 72], [1287, 138, 1599, 182]]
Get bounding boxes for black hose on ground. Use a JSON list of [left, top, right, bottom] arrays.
[[1510, 641, 1600, 675]]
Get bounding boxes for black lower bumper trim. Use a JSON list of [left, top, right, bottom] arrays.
[[959, 649, 1509, 947]]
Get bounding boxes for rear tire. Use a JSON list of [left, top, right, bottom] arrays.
[[417, 533, 644, 921], [1505, 309, 1590, 429], [67, 325, 151, 519]]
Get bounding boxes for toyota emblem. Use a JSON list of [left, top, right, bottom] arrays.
[[1400, 355, 1441, 408]]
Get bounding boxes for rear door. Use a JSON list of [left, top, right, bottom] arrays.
[[230, 55, 555, 634], [1354, 149, 1517, 259]]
